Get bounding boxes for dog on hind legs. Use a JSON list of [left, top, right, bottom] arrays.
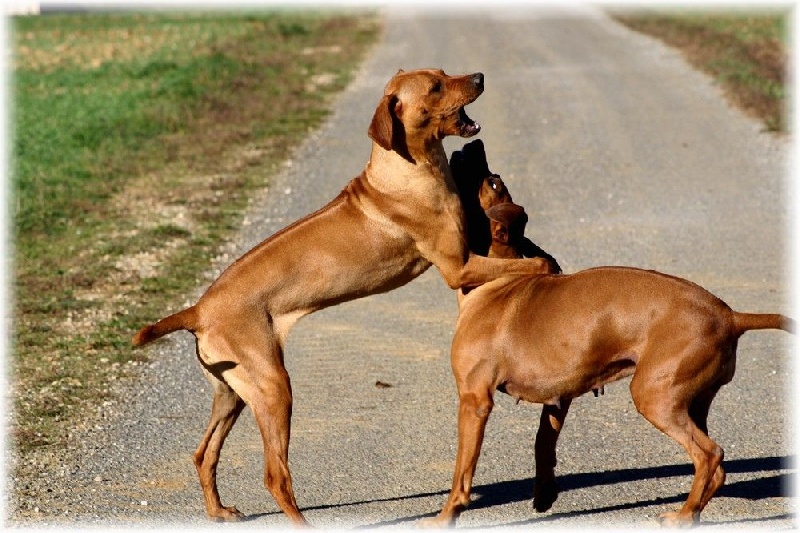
[[131, 69, 555, 525]]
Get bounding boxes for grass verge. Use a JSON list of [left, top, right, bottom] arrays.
[[11, 11, 379, 452], [613, 10, 788, 132]]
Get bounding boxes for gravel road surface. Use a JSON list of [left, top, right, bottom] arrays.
[[9, 6, 794, 530]]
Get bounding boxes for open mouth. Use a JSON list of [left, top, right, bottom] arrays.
[[457, 107, 481, 137]]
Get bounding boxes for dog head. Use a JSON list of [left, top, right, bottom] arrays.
[[479, 175, 513, 212], [453, 140, 562, 272], [369, 69, 484, 160]]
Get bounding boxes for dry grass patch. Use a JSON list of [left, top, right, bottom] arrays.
[[614, 11, 788, 132]]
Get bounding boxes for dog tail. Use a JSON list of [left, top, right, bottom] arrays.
[[733, 312, 795, 336], [132, 306, 199, 347]]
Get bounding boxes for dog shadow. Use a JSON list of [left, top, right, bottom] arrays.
[[244, 455, 793, 525], [355, 454, 794, 528]]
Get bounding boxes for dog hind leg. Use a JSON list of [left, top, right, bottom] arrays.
[[193, 362, 247, 521], [249, 368, 305, 525], [689, 387, 726, 510], [199, 321, 308, 526], [233, 332, 307, 525], [630, 368, 724, 526]]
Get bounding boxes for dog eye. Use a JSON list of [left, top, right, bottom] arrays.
[[491, 179, 498, 190], [430, 81, 442, 94]]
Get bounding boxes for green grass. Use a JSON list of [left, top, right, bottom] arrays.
[[17, 15, 244, 234], [614, 11, 788, 132], [12, 11, 379, 450]]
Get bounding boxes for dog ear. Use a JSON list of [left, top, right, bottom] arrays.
[[490, 219, 510, 245], [487, 203, 528, 237], [368, 94, 401, 152]]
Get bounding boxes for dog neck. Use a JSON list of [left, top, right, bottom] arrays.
[[366, 141, 453, 193]]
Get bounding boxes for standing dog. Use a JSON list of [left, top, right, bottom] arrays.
[[429, 202, 793, 527], [131, 69, 553, 525]]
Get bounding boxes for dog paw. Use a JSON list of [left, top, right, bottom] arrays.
[[533, 479, 559, 513], [657, 511, 697, 528], [209, 506, 245, 522], [417, 515, 454, 529]]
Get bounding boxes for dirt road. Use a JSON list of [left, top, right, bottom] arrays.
[[10, 6, 793, 529]]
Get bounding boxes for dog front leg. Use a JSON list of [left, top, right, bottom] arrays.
[[533, 399, 571, 513], [251, 373, 308, 526], [440, 253, 552, 290], [424, 389, 494, 526]]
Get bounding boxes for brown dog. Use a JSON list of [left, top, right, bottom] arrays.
[[430, 203, 794, 527], [131, 69, 553, 525]]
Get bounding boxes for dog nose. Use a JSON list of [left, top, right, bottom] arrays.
[[472, 73, 484, 90]]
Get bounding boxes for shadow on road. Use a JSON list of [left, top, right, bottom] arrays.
[[354, 455, 793, 528]]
